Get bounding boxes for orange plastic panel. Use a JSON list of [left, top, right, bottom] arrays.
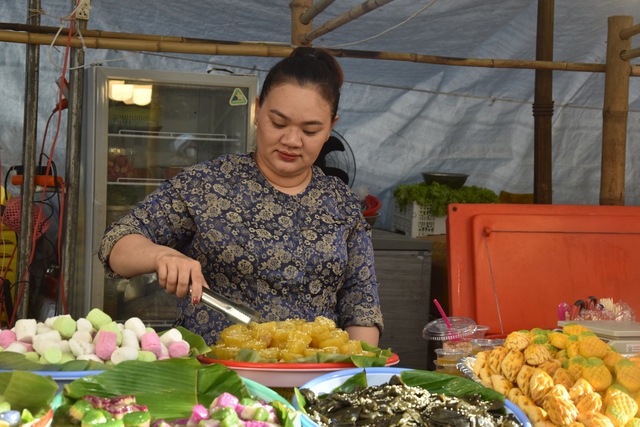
[[446, 203, 640, 335]]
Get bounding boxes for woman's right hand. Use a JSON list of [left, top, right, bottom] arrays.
[[154, 251, 208, 302], [109, 234, 208, 303]]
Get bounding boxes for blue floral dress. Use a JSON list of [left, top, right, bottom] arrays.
[[99, 153, 383, 345]]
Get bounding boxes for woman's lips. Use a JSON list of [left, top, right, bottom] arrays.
[[278, 151, 299, 162]]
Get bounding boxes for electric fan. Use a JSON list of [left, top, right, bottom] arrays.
[[314, 130, 356, 187]]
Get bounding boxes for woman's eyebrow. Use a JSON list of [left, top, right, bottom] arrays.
[[269, 108, 324, 126]]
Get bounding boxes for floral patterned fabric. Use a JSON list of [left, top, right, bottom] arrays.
[[99, 153, 383, 345]]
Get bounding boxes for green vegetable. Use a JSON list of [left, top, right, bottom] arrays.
[[394, 182, 499, 217]]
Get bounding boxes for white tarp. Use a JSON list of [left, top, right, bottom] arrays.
[[1, 0, 639, 229]]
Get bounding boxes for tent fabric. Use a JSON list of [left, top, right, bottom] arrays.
[[1, 0, 639, 230]]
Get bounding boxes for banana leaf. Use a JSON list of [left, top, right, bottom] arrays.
[[400, 370, 504, 403], [0, 352, 106, 371], [0, 370, 58, 416], [63, 358, 249, 420], [0, 327, 208, 371], [205, 341, 392, 366]]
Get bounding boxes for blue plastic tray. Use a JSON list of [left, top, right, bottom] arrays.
[[293, 367, 531, 427]]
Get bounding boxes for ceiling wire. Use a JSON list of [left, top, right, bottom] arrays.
[[320, 0, 438, 49], [38, 4, 141, 72]]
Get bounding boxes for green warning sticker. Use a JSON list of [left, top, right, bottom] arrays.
[[229, 88, 248, 106]]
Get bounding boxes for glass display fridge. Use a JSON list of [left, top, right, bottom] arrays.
[[77, 66, 258, 329]]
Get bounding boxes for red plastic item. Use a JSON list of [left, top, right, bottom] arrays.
[[446, 203, 640, 335], [362, 195, 382, 217], [2, 196, 51, 239], [11, 174, 64, 188]]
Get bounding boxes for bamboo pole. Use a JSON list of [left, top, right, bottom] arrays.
[[299, 0, 396, 45], [0, 29, 625, 75], [61, 12, 87, 318], [621, 46, 640, 61], [620, 22, 640, 40], [300, 0, 336, 25], [0, 30, 294, 57], [16, 1, 40, 322], [0, 22, 233, 43], [290, 0, 313, 46], [533, 0, 555, 205], [600, 15, 632, 206]]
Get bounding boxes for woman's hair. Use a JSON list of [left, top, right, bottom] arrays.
[[258, 47, 344, 120]]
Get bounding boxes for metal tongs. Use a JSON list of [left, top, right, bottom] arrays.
[[190, 287, 262, 325]]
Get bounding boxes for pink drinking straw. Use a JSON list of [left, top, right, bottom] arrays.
[[433, 299, 452, 329]]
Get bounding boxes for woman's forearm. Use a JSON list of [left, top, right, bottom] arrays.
[[345, 325, 380, 347], [108, 234, 207, 300], [109, 234, 173, 278]]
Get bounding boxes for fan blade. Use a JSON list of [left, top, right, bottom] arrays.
[[314, 136, 345, 167], [320, 136, 345, 155]]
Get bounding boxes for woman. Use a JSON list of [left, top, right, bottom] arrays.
[[99, 47, 383, 346]]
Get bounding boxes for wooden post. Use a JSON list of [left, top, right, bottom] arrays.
[[16, 0, 41, 321], [600, 15, 632, 206], [299, 0, 396, 45], [300, 0, 336, 25], [290, 0, 313, 47], [533, 0, 555, 204]]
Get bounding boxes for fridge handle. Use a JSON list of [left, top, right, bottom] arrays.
[[93, 199, 105, 253]]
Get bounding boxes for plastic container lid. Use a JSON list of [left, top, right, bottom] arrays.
[[422, 316, 477, 341]]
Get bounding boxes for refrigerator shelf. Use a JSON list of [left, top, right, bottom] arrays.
[[109, 129, 240, 143]]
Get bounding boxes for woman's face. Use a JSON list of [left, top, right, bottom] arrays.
[[254, 82, 338, 188]]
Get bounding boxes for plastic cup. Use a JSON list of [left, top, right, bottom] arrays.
[[470, 325, 490, 338], [442, 339, 473, 354], [434, 348, 469, 365], [470, 338, 495, 354], [434, 360, 463, 376]]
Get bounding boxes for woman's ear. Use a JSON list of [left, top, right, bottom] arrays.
[[331, 114, 339, 129]]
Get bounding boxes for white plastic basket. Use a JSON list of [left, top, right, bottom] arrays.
[[391, 200, 446, 237]]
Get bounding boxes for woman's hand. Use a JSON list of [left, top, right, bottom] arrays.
[[109, 234, 208, 303], [155, 251, 208, 301]]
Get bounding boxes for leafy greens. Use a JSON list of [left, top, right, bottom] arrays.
[[394, 182, 499, 217]]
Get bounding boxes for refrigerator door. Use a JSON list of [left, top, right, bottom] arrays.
[[78, 66, 258, 328]]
